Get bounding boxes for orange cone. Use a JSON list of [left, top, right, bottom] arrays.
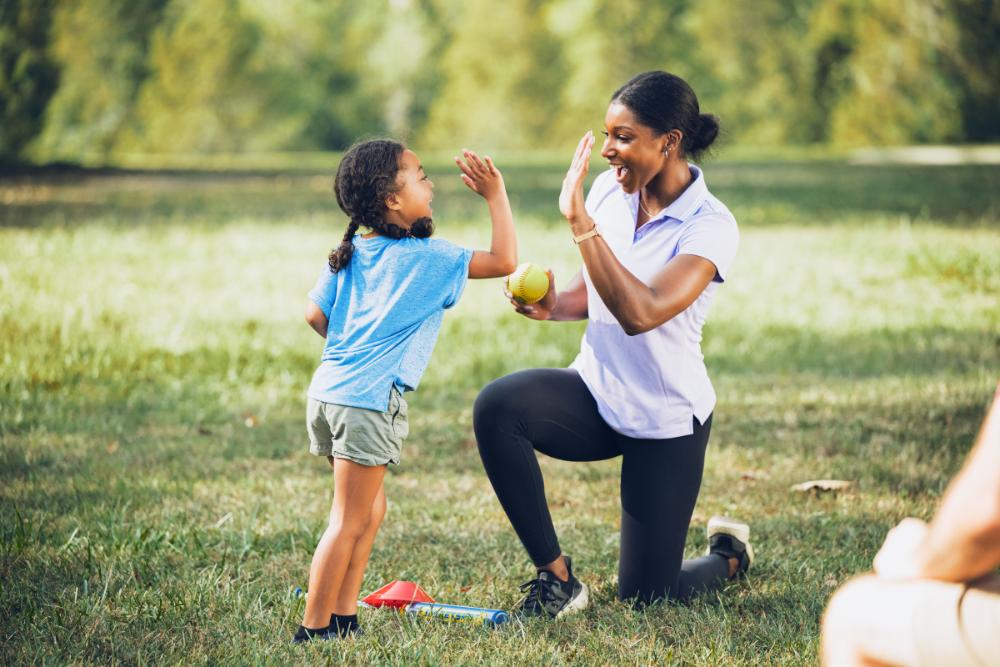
[[362, 581, 435, 608]]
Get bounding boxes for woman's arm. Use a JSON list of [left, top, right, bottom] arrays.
[[509, 269, 588, 321], [305, 301, 328, 338], [557, 132, 717, 335], [458, 150, 518, 279]]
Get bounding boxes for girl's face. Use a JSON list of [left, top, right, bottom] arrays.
[[600, 102, 674, 194], [387, 149, 434, 226]]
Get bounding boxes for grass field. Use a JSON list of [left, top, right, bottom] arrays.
[[2, 157, 999, 665]]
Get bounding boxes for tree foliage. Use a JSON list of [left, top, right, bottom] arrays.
[[0, 0, 58, 162], [421, 0, 565, 150], [3, 0, 997, 163], [809, 0, 962, 145], [35, 0, 167, 161]]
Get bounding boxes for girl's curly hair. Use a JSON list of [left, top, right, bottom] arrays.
[[329, 139, 411, 272]]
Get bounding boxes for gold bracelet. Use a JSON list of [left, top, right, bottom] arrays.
[[573, 227, 601, 245]]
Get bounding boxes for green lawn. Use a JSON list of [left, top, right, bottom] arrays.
[[2, 158, 998, 664]]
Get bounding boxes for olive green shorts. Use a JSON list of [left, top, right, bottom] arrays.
[[306, 386, 408, 467]]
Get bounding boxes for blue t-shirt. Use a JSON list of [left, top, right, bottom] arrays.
[[307, 235, 473, 411]]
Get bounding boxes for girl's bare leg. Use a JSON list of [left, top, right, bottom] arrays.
[[333, 484, 387, 614], [301, 458, 386, 629]]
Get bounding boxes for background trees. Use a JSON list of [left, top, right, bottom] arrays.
[[3, 0, 997, 163], [0, 0, 59, 162]]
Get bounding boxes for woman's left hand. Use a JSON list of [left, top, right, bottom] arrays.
[[559, 131, 595, 223]]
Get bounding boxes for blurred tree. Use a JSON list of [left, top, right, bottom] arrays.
[[243, 0, 386, 150], [811, 0, 962, 145], [34, 0, 168, 162], [0, 0, 58, 163], [363, 0, 436, 142], [420, 0, 566, 150], [941, 0, 1000, 141], [687, 0, 822, 145], [4, 0, 997, 162], [548, 0, 706, 146], [119, 0, 269, 153]]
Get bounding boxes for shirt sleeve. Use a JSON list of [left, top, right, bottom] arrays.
[[424, 239, 473, 309], [677, 213, 739, 282], [307, 263, 337, 316]]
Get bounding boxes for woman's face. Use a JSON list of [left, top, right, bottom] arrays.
[[600, 101, 670, 194]]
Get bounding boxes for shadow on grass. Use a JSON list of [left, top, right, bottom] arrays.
[[707, 162, 1000, 225], [3, 317, 993, 461], [706, 322, 998, 378], [3, 162, 998, 229]]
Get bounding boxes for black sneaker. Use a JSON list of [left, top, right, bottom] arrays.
[[516, 556, 589, 619], [291, 624, 336, 643], [329, 614, 363, 638], [705, 516, 754, 577]]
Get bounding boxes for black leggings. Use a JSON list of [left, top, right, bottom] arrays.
[[473, 368, 728, 603]]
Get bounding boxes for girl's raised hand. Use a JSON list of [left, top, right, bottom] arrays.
[[456, 149, 505, 201], [559, 131, 595, 222]]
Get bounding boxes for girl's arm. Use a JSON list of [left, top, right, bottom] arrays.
[[305, 302, 328, 338], [509, 269, 588, 322], [557, 132, 716, 335], [457, 150, 517, 279]]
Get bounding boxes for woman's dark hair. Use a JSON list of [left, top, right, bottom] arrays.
[[611, 71, 720, 161], [329, 139, 414, 272]]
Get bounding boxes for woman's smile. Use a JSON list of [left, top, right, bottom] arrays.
[[612, 163, 630, 183], [609, 160, 640, 192]]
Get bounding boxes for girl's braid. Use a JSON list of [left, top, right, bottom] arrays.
[[329, 139, 406, 272]]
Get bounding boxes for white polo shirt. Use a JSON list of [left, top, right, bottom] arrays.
[[569, 165, 738, 439]]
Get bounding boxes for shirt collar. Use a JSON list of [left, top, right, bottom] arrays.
[[623, 164, 708, 225]]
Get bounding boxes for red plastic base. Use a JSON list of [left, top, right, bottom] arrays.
[[361, 580, 435, 608]]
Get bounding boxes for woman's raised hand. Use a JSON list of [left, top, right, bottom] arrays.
[[456, 149, 505, 201], [559, 131, 595, 223]]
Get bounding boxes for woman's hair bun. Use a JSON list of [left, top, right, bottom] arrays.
[[611, 71, 720, 160], [694, 114, 720, 152]]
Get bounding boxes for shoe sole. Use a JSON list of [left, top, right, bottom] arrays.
[[706, 516, 755, 567], [555, 582, 589, 619]]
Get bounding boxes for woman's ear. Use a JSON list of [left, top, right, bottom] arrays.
[[385, 192, 401, 211], [663, 130, 683, 155]]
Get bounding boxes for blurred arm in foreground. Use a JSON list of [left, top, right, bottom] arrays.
[[822, 383, 1000, 667]]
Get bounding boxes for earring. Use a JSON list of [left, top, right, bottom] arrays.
[[664, 147, 670, 156]]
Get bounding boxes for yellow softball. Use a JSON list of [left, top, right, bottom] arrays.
[[506, 262, 549, 304]]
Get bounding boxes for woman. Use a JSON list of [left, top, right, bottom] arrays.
[[474, 71, 753, 617]]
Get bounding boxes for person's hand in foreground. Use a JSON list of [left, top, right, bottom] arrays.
[[872, 518, 929, 580]]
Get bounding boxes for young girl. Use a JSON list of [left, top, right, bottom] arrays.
[[293, 140, 516, 642]]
